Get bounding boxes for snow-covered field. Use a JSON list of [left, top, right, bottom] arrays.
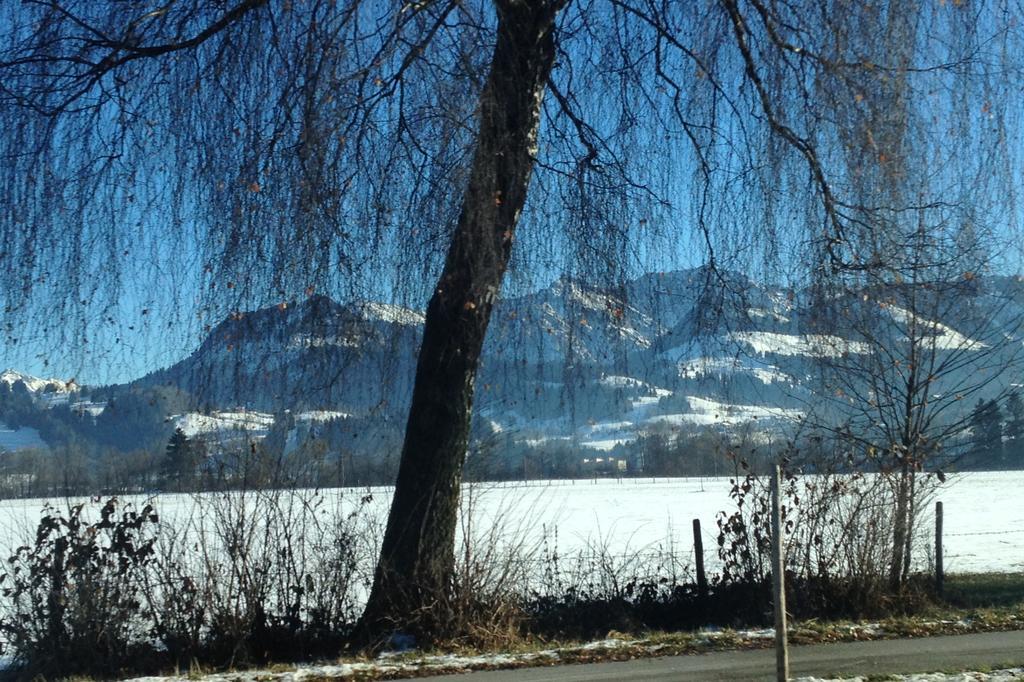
[[729, 330, 871, 357], [173, 410, 278, 439], [0, 472, 1019, 575], [447, 472, 1024, 574], [170, 408, 351, 444], [0, 422, 46, 451], [648, 395, 803, 427], [0, 474, 1019, 679]]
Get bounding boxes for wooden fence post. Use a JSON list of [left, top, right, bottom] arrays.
[[771, 465, 789, 682], [693, 518, 707, 599], [935, 501, 944, 597]]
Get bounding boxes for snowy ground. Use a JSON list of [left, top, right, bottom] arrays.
[[173, 410, 277, 439], [0, 472, 1020, 575], [728, 330, 871, 357], [0, 422, 46, 451]]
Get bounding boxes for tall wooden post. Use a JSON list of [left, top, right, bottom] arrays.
[[771, 465, 789, 682], [935, 501, 944, 597], [693, 518, 708, 599]]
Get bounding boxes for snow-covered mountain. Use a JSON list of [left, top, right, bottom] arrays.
[[1, 369, 77, 395], [7, 268, 1023, 458], [135, 294, 424, 414]]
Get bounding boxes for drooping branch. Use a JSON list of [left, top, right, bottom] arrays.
[[2, 0, 270, 115], [721, 0, 850, 273]]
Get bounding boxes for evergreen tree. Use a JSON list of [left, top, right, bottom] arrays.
[[95, 389, 172, 452], [968, 399, 1003, 469], [162, 428, 198, 491], [10, 380, 30, 405], [1005, 390, 1024, 469], [263, 411, 296, 457]]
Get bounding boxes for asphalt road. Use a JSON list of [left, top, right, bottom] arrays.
[[435, 630, 1024, 681]]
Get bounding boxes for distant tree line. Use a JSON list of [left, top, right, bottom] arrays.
[[962, 390, 1024, 470], [4, 376, 1024, 500]]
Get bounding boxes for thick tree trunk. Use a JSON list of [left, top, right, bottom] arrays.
[[358, 0, 562, 642]]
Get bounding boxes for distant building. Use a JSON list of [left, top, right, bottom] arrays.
[[580, 455, 627, 475]]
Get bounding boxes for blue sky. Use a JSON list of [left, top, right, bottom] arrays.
[[3, 0, 1023, 387]]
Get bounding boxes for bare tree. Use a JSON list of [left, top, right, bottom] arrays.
[[1, 0, 1020, 639], [763, 0, 1024, 589], [800, 220, 1023, 588]]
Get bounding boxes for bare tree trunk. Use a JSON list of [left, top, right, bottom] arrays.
[[889, 458, 911, 590], [358, 0, 562, 641], [901, 468, 917, 585]]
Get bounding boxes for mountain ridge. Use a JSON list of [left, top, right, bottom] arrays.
[[4, 268, 1022, 468]]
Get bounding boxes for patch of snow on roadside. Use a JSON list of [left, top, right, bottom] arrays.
[[728, 627, 776, 639], [120, 640, 587, 682], [574, 638, 627, 650], [795, 668, 1024, 682], [94, 624, 1024, 682]]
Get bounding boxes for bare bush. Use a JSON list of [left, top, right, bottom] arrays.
[[528, 522, 700, 637], [0, 488, 380, 676], [0, 498, 159, 677], [716, 462, 938, 617], [447, 484, 542, 648], [147, 486, 379, 666]]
